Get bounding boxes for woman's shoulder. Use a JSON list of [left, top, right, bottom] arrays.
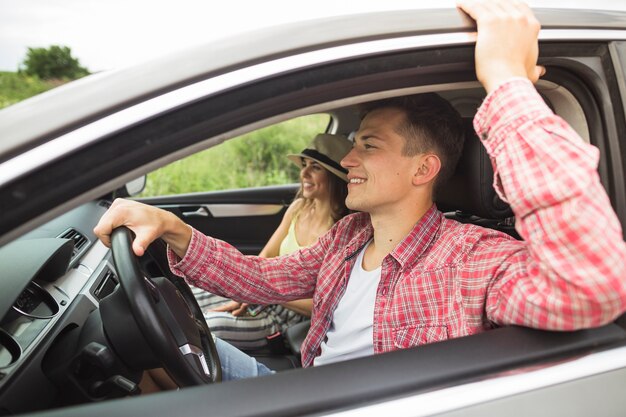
[[287, 198, 306, 215]]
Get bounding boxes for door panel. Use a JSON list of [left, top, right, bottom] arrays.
[[137, 184, 298, 255]]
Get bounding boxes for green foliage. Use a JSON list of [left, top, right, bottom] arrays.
[[0, 45, 89, 109], [20, 45, 89, 80], [140, 115, 329, 197], [0, 71, 58, 109]]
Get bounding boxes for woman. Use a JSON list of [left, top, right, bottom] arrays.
[[193, 133, 352, 351]]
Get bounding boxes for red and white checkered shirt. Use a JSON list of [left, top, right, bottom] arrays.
[[169, 79, 626, 368]]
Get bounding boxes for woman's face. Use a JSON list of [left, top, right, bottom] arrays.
[[300, 157, 330, 200]]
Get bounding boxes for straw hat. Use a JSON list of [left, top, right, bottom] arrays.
[[287, 133, 352, 181]]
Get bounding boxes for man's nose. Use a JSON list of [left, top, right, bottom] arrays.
[[340, 147, 357, 169]]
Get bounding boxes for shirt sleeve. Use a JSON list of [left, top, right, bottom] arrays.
[[166, 225, 330, 305], [474, 78, 626, 330]]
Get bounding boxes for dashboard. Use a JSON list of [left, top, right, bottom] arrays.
[[0, 200, 121, 414]]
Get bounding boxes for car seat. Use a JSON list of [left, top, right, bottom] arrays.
[[436, 119, 519, 238]]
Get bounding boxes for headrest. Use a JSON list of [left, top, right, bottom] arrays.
[[435, 119, 512, 219]]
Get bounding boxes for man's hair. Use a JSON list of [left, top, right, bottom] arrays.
[[360, 93, 465, 193]]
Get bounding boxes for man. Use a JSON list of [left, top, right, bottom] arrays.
[[95, 0, 626, 380]]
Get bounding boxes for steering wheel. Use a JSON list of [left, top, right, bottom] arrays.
[[109, 226, 221, 385]]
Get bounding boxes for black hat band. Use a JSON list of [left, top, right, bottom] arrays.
[[301, 149, 348, 174]]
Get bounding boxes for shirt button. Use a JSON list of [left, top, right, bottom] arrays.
[[381, 287, 388, 296]]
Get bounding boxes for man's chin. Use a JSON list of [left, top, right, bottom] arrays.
[[346, 198, 366, 212]]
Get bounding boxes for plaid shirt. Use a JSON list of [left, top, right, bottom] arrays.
[[170, 79, 626, 368]]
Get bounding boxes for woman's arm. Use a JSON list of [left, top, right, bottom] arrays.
[[258, 199, 303, 258], [260, 199, 314, 316]]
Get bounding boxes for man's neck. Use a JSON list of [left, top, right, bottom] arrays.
[[362, 200, 434, 271]]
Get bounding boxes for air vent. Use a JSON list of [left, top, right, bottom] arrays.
[[93, 268, 118, 300], [58, 229, 90, 262], [98, 200, 112, 209]]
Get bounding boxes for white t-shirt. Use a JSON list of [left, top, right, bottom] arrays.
[[314, 241, 382, 366]]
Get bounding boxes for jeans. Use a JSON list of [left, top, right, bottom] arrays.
[[215, 337, 275, 381]]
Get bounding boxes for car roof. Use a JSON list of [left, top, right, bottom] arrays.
[[1, 4, 626, 161]]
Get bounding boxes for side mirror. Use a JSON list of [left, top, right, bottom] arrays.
[[118, 176, 147, 197]]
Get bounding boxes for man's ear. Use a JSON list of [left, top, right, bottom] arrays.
[[412, 154, 441, 186]]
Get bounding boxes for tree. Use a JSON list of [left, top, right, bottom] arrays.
[[20, 45, 89, 80]]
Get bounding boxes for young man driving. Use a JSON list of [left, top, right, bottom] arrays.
[[95, 0, 626, 380]]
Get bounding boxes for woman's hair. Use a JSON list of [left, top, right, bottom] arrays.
[[293, 166, 349, 223]]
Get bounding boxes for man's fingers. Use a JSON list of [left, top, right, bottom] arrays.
[[94, 224, 149, 256], [536, 65, 546, 78], [456, 0, 540, 92], [132, 241, 146, 257], [531, 65, 546, 83], [93, 218, 116, 248], [456, 0, 478, 21], [458, 0, 532, 25], [511, 0, 532, 15], [93, 198, 131, 247], [456, 0, 490, 22], [130, 227, 160, 257], [99, 234, 112, 248], [94, 197, 191, 263], [94, 198, 163, 257]]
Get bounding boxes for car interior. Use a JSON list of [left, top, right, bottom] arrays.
[[231, 81, 597, 370], [2, 42, 626, 416]]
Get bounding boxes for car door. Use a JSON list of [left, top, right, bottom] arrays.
[[138, 185, 295, 255]]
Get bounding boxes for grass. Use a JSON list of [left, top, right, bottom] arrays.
[[0, 71, 61, 109], [140, 114, 330, 196]]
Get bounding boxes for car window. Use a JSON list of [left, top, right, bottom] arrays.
[[139, 114, 330, 197]]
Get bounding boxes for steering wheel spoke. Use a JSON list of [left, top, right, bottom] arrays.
[[108, 227, 221, 386], [179, 344, 212, 379]]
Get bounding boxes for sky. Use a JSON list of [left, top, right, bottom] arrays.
[[2, 0, 624, 73], [0, 0, 427, 73]]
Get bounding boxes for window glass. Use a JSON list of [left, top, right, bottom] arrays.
[[140, 114, 329, 197]]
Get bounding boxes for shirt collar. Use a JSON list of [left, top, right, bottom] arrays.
[[343, 205, 442, 268], [343, 214, 374, 261], [389, 204, 442, 269]]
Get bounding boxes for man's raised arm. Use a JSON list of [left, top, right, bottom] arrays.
[[458, 0, 626, 328]]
